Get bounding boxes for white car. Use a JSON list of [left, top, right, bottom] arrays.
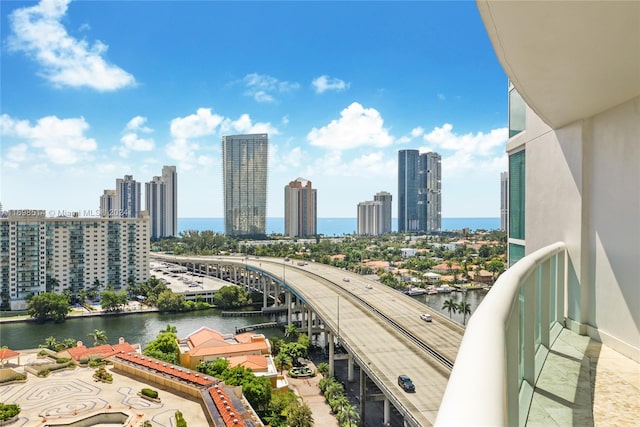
[[420, 313, 433, 322], [342, 277, 350, 282]]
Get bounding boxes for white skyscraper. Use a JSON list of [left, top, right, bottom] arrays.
[[357, 200, 384, 236]]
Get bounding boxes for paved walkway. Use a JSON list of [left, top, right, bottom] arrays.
[[286, 362, 339, 427]]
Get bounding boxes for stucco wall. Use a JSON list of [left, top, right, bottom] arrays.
[[516, 96, 639, 361]]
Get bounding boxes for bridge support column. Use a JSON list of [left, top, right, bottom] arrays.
[[262, 276, 268, 308], [383, 398, 390, 426], [347, 354, 354, 382], [359, 368, 366, 422], [307, 308, 313, 338], [328, 332, 335, 377], [286, 291, 292, 325]]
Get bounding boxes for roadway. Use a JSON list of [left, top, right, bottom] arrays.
[[154, 254, 465, 426]]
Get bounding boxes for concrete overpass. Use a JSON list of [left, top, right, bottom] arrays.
[[153, 254, 465, 426]]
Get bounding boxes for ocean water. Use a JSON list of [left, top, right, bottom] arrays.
[[178, 217, 501, 236]]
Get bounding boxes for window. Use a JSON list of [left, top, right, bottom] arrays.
[[509, 150, 525, 240], [509, 85, 526, 138]]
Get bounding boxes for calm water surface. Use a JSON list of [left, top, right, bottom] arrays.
[[0, 290, 487, 350]]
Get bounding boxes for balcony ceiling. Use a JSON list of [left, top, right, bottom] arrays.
[[477, 1, 640, 129]]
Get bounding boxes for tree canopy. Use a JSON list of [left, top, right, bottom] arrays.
[[27, 292, 71, 322]]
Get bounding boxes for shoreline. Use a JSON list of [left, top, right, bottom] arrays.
[[0, 306, 160, 324]]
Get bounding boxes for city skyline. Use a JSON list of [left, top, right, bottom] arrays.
[[1, 1, 508, 218]]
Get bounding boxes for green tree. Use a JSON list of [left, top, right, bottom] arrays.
[[284, 324, 298, 341], [458, 300, 472, 325], [88, 329, 108, 346], [337, 402, 359, 426], [143, 331, 179, 364], [442, 298, 458, 319], [156, 290, 186, 313], [274, 352, 292, 374], [316, 362, 330, 376], [100, 291, 128, 312], [212, 285, 249, 308], [485, 258, 506, 281], [286, 400, 314, 427], [27, 292, 71, 322]]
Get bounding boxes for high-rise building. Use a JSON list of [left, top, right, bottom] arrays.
[[99, 190, 116, 218], [284, 177, 317, 238], [398, 150, 441, 233], [422, 152, 442, 232], [357, 200, 383, 236], [374, 191, 393, 234], [145, 176, 165, 239], [500, 171, 508, 232], [222, 134, 268, 237], [116, 175, 141, 218], [162, 166, 178, 237], [0, 210, 149, 310], [145, 166, 178, 239]]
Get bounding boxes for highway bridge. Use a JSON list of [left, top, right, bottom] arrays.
[[153, 254, 465, 426]]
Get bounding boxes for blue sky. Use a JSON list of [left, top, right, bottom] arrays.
[[1, 0, 508, 218]]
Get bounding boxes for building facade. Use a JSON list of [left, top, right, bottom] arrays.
[[477, 0, 639, 361], [398, 150, 441, 233], [0, 210, 150, 310], [115, 175, 141, 218], [284, 177, 317, 238], [373, 191, 393, 234], [357, 200, 383, 236], [145, 166, 178, 239], [99, 190, 117, 218], [222, 134, 268, 237], [500, 171, 508, 232]]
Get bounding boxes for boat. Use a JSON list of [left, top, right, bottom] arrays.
[[405, 286, 428, 296], [436, 285, 453, 293]]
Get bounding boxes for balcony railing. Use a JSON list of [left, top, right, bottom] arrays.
[[436, 241, 566, 427]]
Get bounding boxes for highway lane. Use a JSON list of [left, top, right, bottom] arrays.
[[155, 254, 465, 426]]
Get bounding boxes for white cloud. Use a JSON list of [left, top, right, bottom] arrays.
[[422, 123, 508, 173], [243, 73, 300, 103], [7, 0, 135, 91], [411, 126, 425, 138], [1, 113, 97, 165], [307, 102, 394, 150], [167, 108, 278, 170], [125, 116, 152, 133], [220, 114, 279, 136], [170, 108, 224, 140], [437, 93, 446, 101], [3, 144, 29, 168], [312, 75, 350, 94], [119, 116, 154, 157]]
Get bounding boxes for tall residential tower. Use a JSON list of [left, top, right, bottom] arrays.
[[374, 191, 393, 234], [115, 175, 141, 218], [222, 134, 268, 237], [145, 166, 177, 239], [284, 177, 317, 238], [398, 150, 441, 233]]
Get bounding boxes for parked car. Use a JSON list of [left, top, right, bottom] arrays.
[[420, 313, 433, 322], [398, 374, 415, 392], [343, 277, 350, 282]]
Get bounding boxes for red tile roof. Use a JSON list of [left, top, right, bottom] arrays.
[[209, 386, 245, 427], [64, 342, 138, 361], [113, 352, 216, 387]]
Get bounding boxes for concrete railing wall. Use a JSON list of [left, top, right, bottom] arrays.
[[436, 242, 566, 427]]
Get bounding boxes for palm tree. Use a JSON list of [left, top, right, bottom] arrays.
[[337, 402, 360, 427], [458, 301, 472, 325], [286, 401, 314, 427], [442, 298, 458, 319], [284, 323, 298, 341], [274, 352, 292, 374], [324, 381, 344, 401], [41, 336, 59, 351], [162, 324, 177, 334], [88, 329, 108, 347]]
